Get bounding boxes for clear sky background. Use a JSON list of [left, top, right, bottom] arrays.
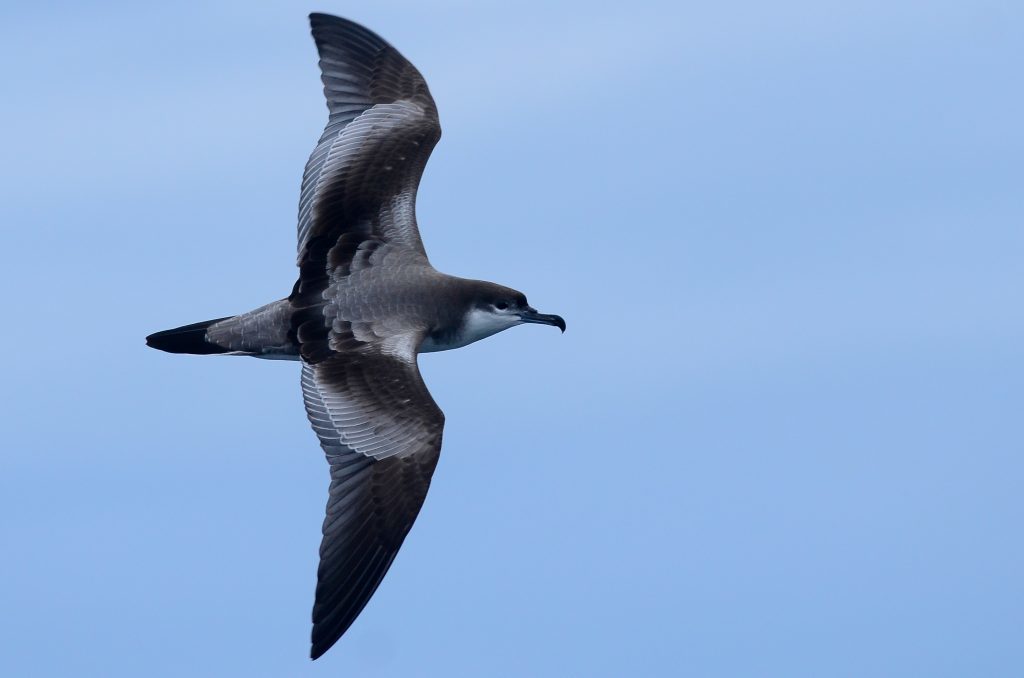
[[1, 1, 1021, 676]]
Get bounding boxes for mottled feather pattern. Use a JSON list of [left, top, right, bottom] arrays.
[[301, 358, 442, 658], [297, 15, 440, 259], [203, 300, 294, 353], [295, 14, 447, 659], [291, 15, 441, 372], [308, 353, 443, 461], [144, 12, 560, 662]]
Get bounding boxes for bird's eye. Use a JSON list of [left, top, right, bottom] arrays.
[[495, 301, 509, 311]]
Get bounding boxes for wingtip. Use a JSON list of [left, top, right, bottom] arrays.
[[309, 12, 348, 29], [310, 640, 332, 661], [308, 12, 336, 33]]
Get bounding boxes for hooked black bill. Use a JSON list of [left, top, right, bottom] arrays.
[[519, 309, 566, 332]]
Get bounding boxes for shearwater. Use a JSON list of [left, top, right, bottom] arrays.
[[146, 12, 565, 660]]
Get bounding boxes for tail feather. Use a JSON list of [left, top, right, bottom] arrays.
[[146, 317, 233, 355]]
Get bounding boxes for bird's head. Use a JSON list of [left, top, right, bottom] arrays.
[[460, 282, 566, 344]]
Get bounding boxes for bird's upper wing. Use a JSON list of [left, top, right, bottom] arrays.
[[300, 335, 444, 659], [297, 13, 440, 279]]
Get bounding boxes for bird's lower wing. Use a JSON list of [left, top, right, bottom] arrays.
[[300, 347, 444, 659]]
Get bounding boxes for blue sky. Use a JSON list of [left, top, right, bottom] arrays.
[[1, 1, 1021, 676]]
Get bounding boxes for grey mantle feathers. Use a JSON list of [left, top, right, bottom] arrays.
[[146, 13, 564, 660]]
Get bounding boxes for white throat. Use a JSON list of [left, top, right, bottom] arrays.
[[461, 308, 520, 343], [419, 308, 519, 353]]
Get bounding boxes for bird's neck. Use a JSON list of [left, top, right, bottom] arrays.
[[419, 303, 517, 354]]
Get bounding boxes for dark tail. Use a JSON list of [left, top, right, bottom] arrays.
[[146, 317, 233, 355]]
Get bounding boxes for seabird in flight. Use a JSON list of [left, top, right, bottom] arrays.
[[146, 13, 565, 660]]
